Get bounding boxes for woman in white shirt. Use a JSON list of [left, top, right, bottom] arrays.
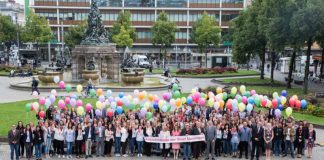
[[114, 124, 121, 156], [104, 123, 114, 157], [144, 121, 154, 156], [159, 123, 171, 159], [65, 123, 75, 159], [121, 123, 129, 157], [75, 123, 83, 159], [136, 125, 144, 157], [54, 124, 65, 158]]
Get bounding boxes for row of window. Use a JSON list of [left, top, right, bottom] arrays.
[[38, 12, 235, 22], [35, 0, 243, 7], [137, 31, 187, 39]]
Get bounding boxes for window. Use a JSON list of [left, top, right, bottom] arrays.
[[167, 12, 187, 22], [98, 0, 122, 7], [157, 0, 187, 8], [131, 12, 155, 22], [137, 31, 152, 39], [176, 32, 187, 39], [125, 0, 154, 7]]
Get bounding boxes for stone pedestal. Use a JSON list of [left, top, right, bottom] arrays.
[[82, 70, 100, 85], [71, 44, 119, 83], [38, 71, 63, 85], [121, 68, 145, 85]]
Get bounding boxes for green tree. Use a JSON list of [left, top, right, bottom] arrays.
[[110, 11, 136, 43], [151, 11, 178, 68], [316, 31, 324, 81], [21, 12, 51, 53], [112, 26, 133, 48], [0, 14, 17, 45], [191, 12, 221, 68], [290, 0, 324, 93], [64, 21, 87, 48]]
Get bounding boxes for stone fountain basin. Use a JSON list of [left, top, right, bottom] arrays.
[[38, 71, 63, 84]]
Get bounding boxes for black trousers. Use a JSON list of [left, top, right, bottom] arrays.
[[296, 141, 304, 155], [144, 142, 152, 156], [104, 139, 113, 155], [121, 141, 128, 155], [75, 140, 83, 156], [57, 140, 64, 155], [239, 141, 249, 158], [161, 144, 169, 158], [193, 142, 201, 159], [19, 139, 25, 156], [215, 139, 222, 156], [251, 141, 261, 160]]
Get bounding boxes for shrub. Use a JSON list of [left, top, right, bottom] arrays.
[[311, 106, 324, 117], [176, 67, 238, 75]]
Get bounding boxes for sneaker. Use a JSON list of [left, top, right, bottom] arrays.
[[140, 154, 143, 157], [123, 154, 128, 157], [137, 154, 140, 157], [70, 155, 73, 159], [116, 154, 120, 157], [62, 155, 65, 158], [58, 155, 61, 158]]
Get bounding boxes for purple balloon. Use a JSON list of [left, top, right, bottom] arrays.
[[275, 109, 281, 117], [95, 109, 102, 117], [108, 96, 115, 103], [140, 108, 147, 118], [49, 94, 56, 103], [70, 98, 76, 107], [99, 95, 105, 102]]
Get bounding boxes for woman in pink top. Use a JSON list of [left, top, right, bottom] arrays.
[[172, 124, 181, 160]]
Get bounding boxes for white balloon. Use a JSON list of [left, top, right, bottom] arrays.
[[53, 76, 60, 84]]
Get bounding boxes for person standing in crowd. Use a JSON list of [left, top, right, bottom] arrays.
[[8, 124, 20, 160], [251, 122, 264, 160], [128, 122, 136, 156], [231, 125, 239, 158], [222, 124, 231, 157], [160, 123, 171, 159], [43, 121, 53, 158], [65, 123, 75, 159], [54, 123, 65, 158], [239, 121, 251, 159], [295, 123, 306, 158], [75, 123, 84, 159], [22, 124, 33, 160], [144, 121, 154, 156], [172, 123, 181, 160], [205, 120, 216, 160], [306, 124, 316, 158], [95, 121, 105, 157], [31, 77, 40, 95], [181, 123, 192, 160], [273, 121, 283, 157], [114, 124, 122, 156], [33, 125, 43, 160], [264, 123, 274, 160], [121, 123, 129, 157], [16, 121, 24, 159], [283, 122, 295, 158], [104, 123, 114, 157], [136, 125, 144, 157], [215, 123, 222, 157], [192, 121, 203, 160], [84, 122, 95, 159]]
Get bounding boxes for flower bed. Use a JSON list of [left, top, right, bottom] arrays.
[[176, 67, 237, 75]]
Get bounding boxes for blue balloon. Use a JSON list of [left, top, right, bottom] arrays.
[[248, 97, 254, 104], [301, 99, 307, 109], [116, 106, 123, 115], [118, 92, 124, 98], [278, 104, 284, 111], [187, 97, 193, 104], [71, 94, 77, 99], [247, 103, 253, 112], [153, 103, 159, 110], [281, 90, 287, 97]]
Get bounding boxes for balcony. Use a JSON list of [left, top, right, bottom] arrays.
[[34, 1, 56, 6], [132, 21, 154, 26], [189, 3, 220, 8], [222, 3, 243, 8], [135, 39, 151, 43], [103, 21, 115, 25], [175, 39, 187, 43], [175, 21, 187, 26], [61, 20, 83, 25], [58, 2, 89, 7], [49, 20, 58, 25]]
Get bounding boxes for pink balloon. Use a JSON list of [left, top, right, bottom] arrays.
[[58, 100, 65, 109], [59, 81, 65, 89], [86, 103, 92, 112], [242, 96, 248, 104], [162, 93, 169, 100], [261, 99, 267, 107], [198, 98, 206, 106], [65, 97, 71, 105], [194, 92, 200, 99], [76, 99, 83, 106], [39, 97, 46, 105], [289, 98, 296, 107], [250, 90, 256, 96]]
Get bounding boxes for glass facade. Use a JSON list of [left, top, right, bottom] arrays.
[[166, 12, 187, 22], [58, 0, 89, 2], [190, 12, 219, 22], [131, 12, 155, 22], [221, 12, 239, 22], [101, 12, 119, 21], [222, 0, 244, 8], [98, 0, 122, 7], [157, 0, 187, 8], [58, 11, 88, 21], [137, 31, 152, 39], [190, 0, 220, 4], [176, 32, 187, 39], [124, 0, 154, 7], [36, 12, 57, 20]]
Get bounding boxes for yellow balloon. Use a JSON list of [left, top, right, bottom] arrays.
[[208, 99, 214, 107], [191, 88, 197, 94], [96, 89, 103, 96], [216, 87, 222, 94], [281, 97, 287, 105], [175, 99, 182, 107], [292, 95, 298, 100], [239, 85, 246, 94], [238, 102, 246, 112], [231, 87, 237, 94], [219, 100, 225, 109], [76, 84, 83, 93], [181, 97, 187, 104], [96, 101, 103, 110], [77, 107, 84, 116], [158, 100, 164, 108], [286, 107, 293, 116]]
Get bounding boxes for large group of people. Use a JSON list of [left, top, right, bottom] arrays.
[[9, 97, 317, 160]]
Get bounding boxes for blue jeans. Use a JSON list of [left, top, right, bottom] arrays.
[[35, 143, 42, 159], [285, 140, 294, 158], [183, 143, 191, 159], [45, 137, 52, 154], [115, 137, 121, 154], [129, 138, 136, 154], [137, 141, 143, 154], [10, 143, 19, 160], [274, 139, 282, 156], [67, 142, 73, 155], [231, 142, 238, 153], [223, 140, 230, 154]]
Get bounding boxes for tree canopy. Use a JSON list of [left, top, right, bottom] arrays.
[[21, 12, 51, 43], [64, 21, 87, 48], [0, 14, 17, 44], [110, 11, 136, 45]]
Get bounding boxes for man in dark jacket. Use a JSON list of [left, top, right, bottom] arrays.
[[273, 122, 283, 156], [84, 122, 95, 158], [181, 123, 193, 160], [31, 77, 40, 95], [251, 122, 264, 160], [8, 124, 20, 160]]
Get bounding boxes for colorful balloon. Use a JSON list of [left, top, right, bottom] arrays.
[[301, 99, 307, 109], [286, 107, 292, 116], [272, 99, 278, 108], [238, 102, 246, 112], [85, 103, 92, 112], [77, 107, 84, 116], [58, 81, 65, 89], [39, 97, 46, 105], [76, 84, 83, 93], [281, 90, 287, 97], [239, 85, 246, 93], [25, 103, 31, 112], [97, 89, 103, 96], [65, 84, 72, 93], [53, 76, 60, 84], [58, 100, 65, 109], [51, 89, 57, 96], [38, 111, 45, 118], [216, 87, 222, 94]]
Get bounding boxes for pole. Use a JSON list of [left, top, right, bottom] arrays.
[[175, 46, 178, 65], [185, 51, 187, 69], [48, 42, 51, 64], [61, 22, 64, 50], [15, 13, 19, 60]]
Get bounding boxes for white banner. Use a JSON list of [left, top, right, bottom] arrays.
[[144, 135, 205, 143]]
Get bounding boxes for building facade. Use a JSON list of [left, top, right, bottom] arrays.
[[31, 0, 248, 67], [0, 0, 24, 25]]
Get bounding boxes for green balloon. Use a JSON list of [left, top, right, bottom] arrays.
[[254, 97, 260, 107], [244, 92, 250, 97], [146, 112, 153, 120], [89, 89, 96, 97], [167, 105, 171, 112], [25, 103, 31, 112], [230, 93, 236, 98], [172, 84, 178, 91], [65, 84, 72, 93], [174, 91, 181, 98], [223, 93, 228, 100], [129, 103, 135, 110], [237, 96, 242, 103]]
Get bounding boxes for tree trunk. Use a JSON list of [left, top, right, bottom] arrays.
[[320, 48, 324, 80], [158, 47, 162, 68], [205, 51, 208, 68], [247, 53, 250, 71], [271, 51, 276, 83], [163, 46, 167, 69], [303, 37, 312, 94], [287, 49, 296, 89], [260, 46, 266, 79]]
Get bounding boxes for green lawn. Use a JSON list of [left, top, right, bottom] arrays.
[[222, 77, 283, 85], [0, 70, 9, 76], [144, 68, 177, 74], [254, 107, 324, 125], [243, 86, 307, 97], [175, 70, 259, 78]]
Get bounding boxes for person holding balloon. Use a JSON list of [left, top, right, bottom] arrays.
[[283, 122, 296, 158]]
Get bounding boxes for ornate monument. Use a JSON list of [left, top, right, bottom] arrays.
[[120, 55, 145, 85], [71, 0, 119, 85]]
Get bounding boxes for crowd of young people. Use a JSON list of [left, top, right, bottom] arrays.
[[8, 99, 317, 160]]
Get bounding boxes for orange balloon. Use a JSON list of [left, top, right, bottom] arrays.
[[139, 93, 145, 100], [148, 94, 154, 101], [175, 99, 182, 107], [219, 100, 225, 109], [96, 88, 103, 96]]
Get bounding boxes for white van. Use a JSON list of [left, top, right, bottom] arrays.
[[132, 55, 151, 68]]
